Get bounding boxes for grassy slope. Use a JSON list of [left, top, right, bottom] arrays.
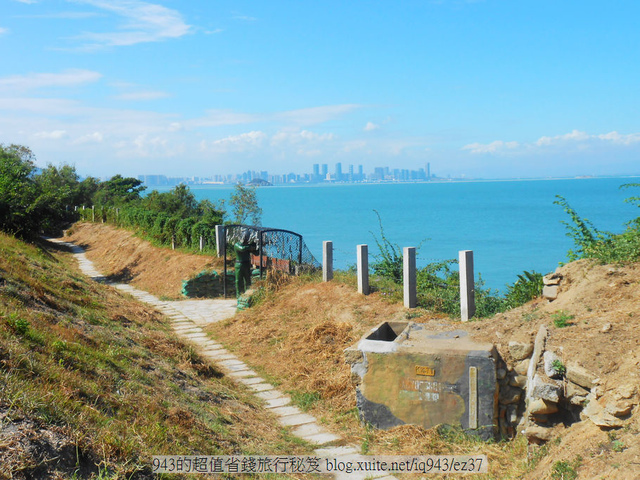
[[0, 233, 308, 479], [209, 268, 640, 480], [52, 223, 640, 480]]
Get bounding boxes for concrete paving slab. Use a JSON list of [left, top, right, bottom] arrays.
[[292, 423, 325, 438], [207, 353, 237, 361], [219, 359, 244, 367], [302, 432, 341, 445], [223, 363, 250, 372], [237, 376, 265, 386], [255, 389, 284, 400], [264, 396, 291, 409], [277, 413, 316, 427], [227, 369, 258, 378], [315, 446, 360, 456], [247, 383, 274, 392], [269, 405, 303, 417]]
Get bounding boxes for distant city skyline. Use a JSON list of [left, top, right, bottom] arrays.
[[138, 161, 435, 186], [2, 1, 640, 180]]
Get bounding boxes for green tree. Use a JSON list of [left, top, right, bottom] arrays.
[[142, 184, 199, 218], [0, 144, 40, 237], [229, 183, 262, 225], [94, 174, 146, 206], [32, 164, 81, 233]]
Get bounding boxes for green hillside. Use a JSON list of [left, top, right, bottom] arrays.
[[0, 233, 306, 479]]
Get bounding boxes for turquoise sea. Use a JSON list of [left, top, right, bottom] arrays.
[[164, 177, 638, 292]]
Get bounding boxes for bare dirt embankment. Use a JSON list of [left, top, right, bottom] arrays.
[[66, 222, 223, 299], [66, 222, 640, 480]]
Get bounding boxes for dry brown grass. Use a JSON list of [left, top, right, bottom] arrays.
[[66, 222, 224, 299], [58, 223, 640, 480], [0, 233, 309, 479]]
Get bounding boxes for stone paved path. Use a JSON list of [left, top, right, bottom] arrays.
[[51, 238, 397, 480]]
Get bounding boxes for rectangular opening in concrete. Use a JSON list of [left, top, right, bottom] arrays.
[[365, 321, 407, 342], [347, 322, 500, 440]]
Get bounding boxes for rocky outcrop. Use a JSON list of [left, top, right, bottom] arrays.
[[542, 272, 563, 300]]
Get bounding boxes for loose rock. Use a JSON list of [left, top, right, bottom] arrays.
[[531, 375, 562, 403], [514, 359, 530, 376], [543, 285, 559, 300], [566, 362, 597, 389], [543, 351, 564, 379], [509, 341, 533, 361], [524, 425, 553, 443], [529, 398, 559, 415]]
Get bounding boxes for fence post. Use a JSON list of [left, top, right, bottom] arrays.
[[215, 225, 225, 257], [357, 244, 369, 295], [91, 205, 95, 222], [403, 247, 417, 308], [459, 250, 476, 322], [323, 241, 333, 282], [171, 234, 175, 251], [199, 235, 204, 252]]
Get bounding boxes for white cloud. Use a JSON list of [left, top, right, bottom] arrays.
[[34, 130, 68, 139], [536, 129, 589, 146], [0, 97, 85, 115], [0, 27, 8, 35], [209, 131, 268, 152], [596, 131, 640, 145], [232, 14, 257, 22], [364, 121, 380, 131], [113, 90, 169, 101], [71, 0, 191, 48], [462, 140, 519, 154], [463, 129, 640, 156], [18, 11, 101, 19], [190, 109, 261, 128], [277, 104, 362, 126], [189, 104, 362, 129], [0, 69, 102, 91], [270, 129, 334, 146], [73, 132, 104, 144], [14, 0, 38, 4]]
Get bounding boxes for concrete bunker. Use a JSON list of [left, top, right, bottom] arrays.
[[345, 321, 501, 440]]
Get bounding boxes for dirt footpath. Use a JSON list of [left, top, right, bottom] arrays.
[[66, 223, 224, 299]]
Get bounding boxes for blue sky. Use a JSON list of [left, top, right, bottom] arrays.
[[1, 0, 640, 179]]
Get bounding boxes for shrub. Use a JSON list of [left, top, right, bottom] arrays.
[[555, 184, 640, 263], [369, 210, 404, 283], [504, 271, 543, 308], [176, 217, 197, 247]]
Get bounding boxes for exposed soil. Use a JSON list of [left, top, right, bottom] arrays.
[[63, 222, 640, 479], [66, 223, 224, 299]]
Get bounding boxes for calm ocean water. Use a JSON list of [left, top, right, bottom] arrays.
[[159, 177, 638, 292]]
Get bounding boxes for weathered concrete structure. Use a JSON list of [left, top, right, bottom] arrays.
[[345, 321, 499, 440]]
